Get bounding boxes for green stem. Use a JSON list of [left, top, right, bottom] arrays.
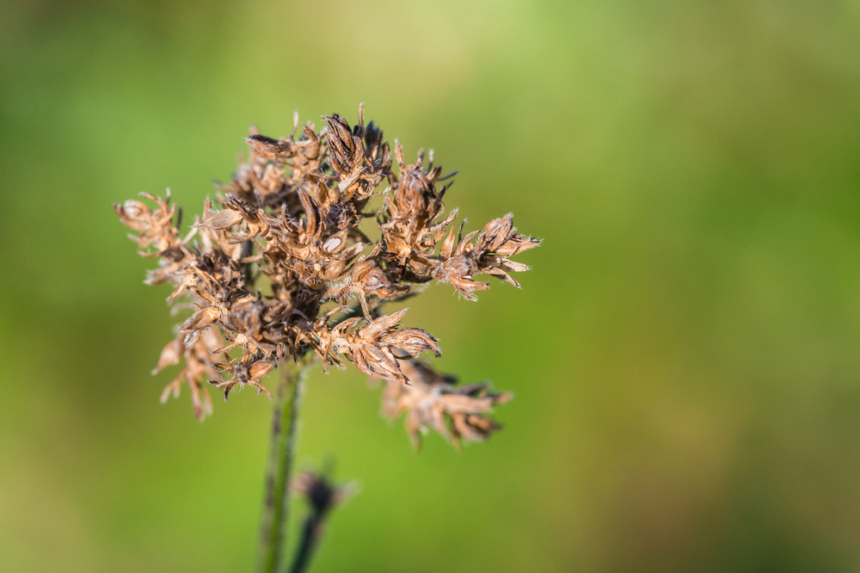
[[257, 362, 306, 573]]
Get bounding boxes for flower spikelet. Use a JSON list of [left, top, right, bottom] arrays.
[[381, 360, 512, 450]]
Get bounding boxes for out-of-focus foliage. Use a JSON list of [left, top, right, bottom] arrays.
[[2, 1, 860, 572]]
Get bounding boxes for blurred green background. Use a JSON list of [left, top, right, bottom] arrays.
[[2, 0, 860, 571]]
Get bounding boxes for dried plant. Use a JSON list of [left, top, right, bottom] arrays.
[[115, 104, 539, 573], [381, 360, 513, 450], [289, 468, 356, 573]]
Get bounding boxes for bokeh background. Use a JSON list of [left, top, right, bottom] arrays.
[[2, 0, 860, 571]]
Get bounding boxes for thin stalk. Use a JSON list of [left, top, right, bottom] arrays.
[[257, 362, 306, 573], [288, 511, 327, 573]]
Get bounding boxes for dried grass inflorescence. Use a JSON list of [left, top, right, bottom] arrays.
[[115, 104, 539, 446], [381, 360, 513, 450]]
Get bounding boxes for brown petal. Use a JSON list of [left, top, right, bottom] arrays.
[[153, 338, 183, 374], [121, 200, 150, 220], [197, 209, 243, 230], [383, 328, 441, 358], [478, 213, 514, 252], [249, 361, 274, 381], [181, 306, 220, 331], [246, 134, 293, 161], [361, 309, 408, 338]]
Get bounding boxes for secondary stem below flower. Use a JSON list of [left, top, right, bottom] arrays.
[[257, 362, 306, 573], [288, 511, 326, 573]]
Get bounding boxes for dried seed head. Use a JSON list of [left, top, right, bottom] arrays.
[[381, 360, 512, 449], [115, 103, 538, 427]]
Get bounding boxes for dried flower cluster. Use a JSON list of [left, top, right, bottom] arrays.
[[382, 360, 513, 449], [115, 104, 539, 445]]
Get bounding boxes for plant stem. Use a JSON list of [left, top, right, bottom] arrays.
[[288, 511, 327, 573], [257, 362, 306, 573]]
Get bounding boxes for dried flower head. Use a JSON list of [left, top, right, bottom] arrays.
[[292, 469, 356, 514], [381, 360, 512, 449], [115, 103, 539, 446]]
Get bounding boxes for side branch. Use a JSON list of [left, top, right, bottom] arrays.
[[288, 470, 352, 573], [288, 510, 326, 573]]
